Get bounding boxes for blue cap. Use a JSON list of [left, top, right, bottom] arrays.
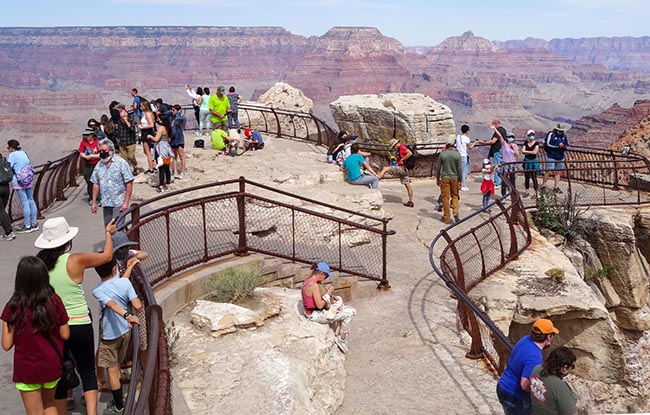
[[316, 262, 333, 278]]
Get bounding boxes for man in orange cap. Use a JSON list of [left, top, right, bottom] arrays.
[[496, 318, 559, 415]]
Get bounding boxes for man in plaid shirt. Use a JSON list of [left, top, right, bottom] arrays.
[[114, 102, 139, 174]]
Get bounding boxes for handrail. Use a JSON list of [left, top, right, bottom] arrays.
[[428, 146, 650, 374]]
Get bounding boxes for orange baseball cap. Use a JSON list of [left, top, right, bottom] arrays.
[[532, 318, 559, 335]]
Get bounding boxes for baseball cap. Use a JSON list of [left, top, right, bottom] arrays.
[[445, 136, 456, 146], [82, 127, 96, 136], [115, 102, 126, 109], [316, 262, 333, 278], [217, 85, 225, 93], [532, 318, 559, 335], [526, 129, 535, 136]]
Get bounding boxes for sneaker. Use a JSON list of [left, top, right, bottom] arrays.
[[193, 131, 201, 136], [403, 201, 414, 208], [494, 184, 502, 189], [540, 186, 547, 192], [103, 401, 125, 415], [30, 223, 39, 232], [453, 213, 460, 223], [436, 204, 443, 212], [460, 186, 469, 192], [15, 226, 34, 234], [553, 187, 563, 194], [334, 336, 348, 354], [163, 185, 171, 192], [156, 187, 163, 193], [0, 231, 16, 241], [175, 172, 184, 180]]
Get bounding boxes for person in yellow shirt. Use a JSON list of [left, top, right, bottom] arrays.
[[209, 85, 230, 126]]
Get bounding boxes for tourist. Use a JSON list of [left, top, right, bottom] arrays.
[[436, 136, 463, 223], [210, 123, 238, 154], [0, 152, 15, 241], [35, 216, 117, 415], [342, 143, 379, 189], [78, 128, 101, 205], [530, 346, 578, 415], [496, 318, 559, 415], [500, 134, 521, 197], [112, 231, 149, 277], [301, 262, 356, 354], [198, 87, 211, 136], [185, 84, 202, 128], [90, 139, 134, 227], [209, 85, 230, 128], [522, 130, 540, 196], [476, 119, 507, 188], [378, 139, 415, 207], [7, 139, 38, 233], [541, 123, 570, 193], [100, 114, 118, 150], [239, 128, 265, 155], [115, 102, 139, 175], [139, 100, 157, 175], [480, 158, 498, 213], [1, 256, 70, 415], [129, 88, 142, 126], [227, 86, 243, 131], [456, 124, 477, 191], [147, 115, 174, 193], [92, 256, 142, 415], [170, 104, 187, 179]]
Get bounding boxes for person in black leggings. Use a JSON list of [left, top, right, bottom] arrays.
[[522, 130, 540, 195]]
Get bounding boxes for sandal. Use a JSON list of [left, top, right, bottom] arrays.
[[403, 201, 414, 207]]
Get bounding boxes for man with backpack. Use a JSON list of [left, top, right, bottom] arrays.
[[541, 123, 569, 193], [227, 86, 243, 131], [378, 139, 415, 207]]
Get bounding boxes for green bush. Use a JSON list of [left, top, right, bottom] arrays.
[[533, 189, 587, 242], [206, 266, 262, 304], [545, 267, 565, 284]]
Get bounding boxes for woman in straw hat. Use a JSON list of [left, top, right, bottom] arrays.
[[35, 217, 116, 415]]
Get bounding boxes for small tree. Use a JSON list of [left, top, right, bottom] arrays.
[[533, 189, 588, 242], [206, 265, 262, 304]]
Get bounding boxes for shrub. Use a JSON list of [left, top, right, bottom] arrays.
[[206, 265, 262, 304], [545, 267, 565, 284], [533, 189, 588, 242], [165, 320, 181, 358]]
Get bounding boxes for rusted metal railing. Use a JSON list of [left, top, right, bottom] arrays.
[[429, 147, 650, 374]]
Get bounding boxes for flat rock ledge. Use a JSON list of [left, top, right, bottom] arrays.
[[172, 287, 346, 415]]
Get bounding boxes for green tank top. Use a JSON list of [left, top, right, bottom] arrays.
[[49, 253, 91, 325]]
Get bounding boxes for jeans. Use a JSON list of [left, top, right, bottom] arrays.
[[227, 111, 240, 129], [102, 206, 122, 228], [0, 184, 11, 234], [482, 190, 492, 209], [16, 187, 37, 228], [461, 155, 470, 186], [496, 384, 532, 415], [199, 109, 211, 134], [350, 175, 379, 189], [492, 151, 502, 187], [439, 178, 459, 222]]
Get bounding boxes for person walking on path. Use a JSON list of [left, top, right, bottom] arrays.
[[456, 124, 477, 191], [1, 256, 70, 415], [342, 143, 379, 189], [476, 120, 507, 188], [480, 158, 498, 213], [497, 318, 559, 415], [436, 136, 463, 224], [0, 152, 15, 240], [378, 139, 415, 207], [530, 346, 578, 415], [541, 123, 569, 193], [35, 216, 117, 415], [90, 139, 134, 227], [7, 139, 38, 233]]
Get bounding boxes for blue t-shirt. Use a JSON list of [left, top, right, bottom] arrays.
[[132, 95, 142, 117], [497, 335, 543, 399], [7, 150, 32, 189], [92, 277, 138, 341], [342, 153, 365, 182], [251, 130, 264, 146]]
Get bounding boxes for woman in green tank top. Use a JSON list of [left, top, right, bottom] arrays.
[[35, 217, 116, 415]]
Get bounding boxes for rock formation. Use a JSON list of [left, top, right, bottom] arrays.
[[257, 82, 314, 113], [329, 93, 455, 147]]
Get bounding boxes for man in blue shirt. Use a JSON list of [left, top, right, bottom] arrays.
[[496, 318, 559, 415], [342, 143, 379, 189], [541, 123, 570, 193]]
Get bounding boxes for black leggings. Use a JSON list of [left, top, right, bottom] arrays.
[[0, 184, 11, 234], [55, 323, 98, 398], [159, 164, 171, 186]]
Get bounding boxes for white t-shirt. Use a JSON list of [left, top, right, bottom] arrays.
[[482, 165, 493, 180], [456, 134, 471, 157]]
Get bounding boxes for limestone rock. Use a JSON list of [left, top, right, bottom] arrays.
[[191, 300, 264, 337], [258, 81, 314, 113], [329, 93, 455, 150], [613, 305, 650, 331]]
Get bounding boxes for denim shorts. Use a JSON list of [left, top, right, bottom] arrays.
[[546, 157, 565, 170], [496, 384, 532, 415]]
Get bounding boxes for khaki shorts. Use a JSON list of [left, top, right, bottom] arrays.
[[98, 331, 131, 368], [390, 166, 411, 185]]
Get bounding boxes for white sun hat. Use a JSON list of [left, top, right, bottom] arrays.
[[34, 217, 79, 249]]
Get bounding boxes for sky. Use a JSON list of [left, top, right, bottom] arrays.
[[1, 0, 648, 46]]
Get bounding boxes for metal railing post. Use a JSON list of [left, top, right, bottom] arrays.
[[237, 177, 248, 255], [269, 107, 282, 138], [130, 203, 141, 244]]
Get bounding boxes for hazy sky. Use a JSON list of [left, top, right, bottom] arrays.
[[2, 0, 648, 46]]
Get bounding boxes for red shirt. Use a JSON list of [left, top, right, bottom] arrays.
[[396, 144, 409, 167], [1, 293, 69, 383], [78, 138, 100, 165]]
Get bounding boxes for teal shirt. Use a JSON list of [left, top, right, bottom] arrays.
[[343, 153, 365, 181]]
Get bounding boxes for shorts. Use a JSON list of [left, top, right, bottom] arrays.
[[389, 166, 411, 185], [546, 157, 565, 170], [170, 144, 185, 149], [16, 378, 59, 391], [97, 331, 131, 368]]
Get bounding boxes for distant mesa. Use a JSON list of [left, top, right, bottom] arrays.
[[433, 31, 496, 51]]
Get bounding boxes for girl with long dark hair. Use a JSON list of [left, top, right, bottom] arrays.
[[1, 256, 70, 415], [139, 100, 156, 174]]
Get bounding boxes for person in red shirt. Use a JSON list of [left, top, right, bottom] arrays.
[[1, 256, 70, 415], [378, 139, 415, 207], [78, 128, 101, 205]]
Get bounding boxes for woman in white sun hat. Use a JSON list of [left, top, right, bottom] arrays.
[[35, 217, 116, 415]]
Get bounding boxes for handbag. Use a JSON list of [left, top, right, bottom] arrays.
[[44, 333, 81, 390]]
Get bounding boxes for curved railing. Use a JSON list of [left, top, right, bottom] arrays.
[[7, 151, 79, 223], [428, 147, 650, 374]]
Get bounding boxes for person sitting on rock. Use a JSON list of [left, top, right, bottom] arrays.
[[341, 143, 379, 189], [301, 262, 356, 354], [210, 123, 238, 155], [239, 127, 265, 155], [334, 130, 370, 165]]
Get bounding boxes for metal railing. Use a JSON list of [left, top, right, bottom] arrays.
[[428, 147, 650, 374], [7, 151, 79, 223]]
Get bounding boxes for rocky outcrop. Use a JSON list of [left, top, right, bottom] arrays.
[[172, 287, 346, 415], [329, 93, 455, 147], [434, 31, 497, 52], [257, 82, 314, 113]]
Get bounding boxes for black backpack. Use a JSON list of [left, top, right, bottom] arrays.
[[0, 156, 12, 184], [404, 145, 416, 171]]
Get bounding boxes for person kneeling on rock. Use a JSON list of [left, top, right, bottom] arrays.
[[301, 262, 356, 354]]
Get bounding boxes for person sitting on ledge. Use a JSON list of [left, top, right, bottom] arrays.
[[239, 127, 265, 155], [341, 143, 379, 189], [301, 262, 356, 354], [210, 123, 238, 155]]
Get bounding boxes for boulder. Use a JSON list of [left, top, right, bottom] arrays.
[[191, 300, 265, 337], [329, 93, 455, 150], [258, 81, 314, 113]]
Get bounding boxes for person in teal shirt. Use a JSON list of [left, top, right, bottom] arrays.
[[341, 143, 379, 189]]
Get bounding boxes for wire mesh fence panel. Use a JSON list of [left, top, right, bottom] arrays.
[[137, 215, 172, 286], [338, 223, 383, 279], [292, 209, 342, 269], [244, 198, 295, 258], [167, 205, 211, 271], [204, 198, 240, 257]]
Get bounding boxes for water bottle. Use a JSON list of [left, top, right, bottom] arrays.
[[390, 156, 397, 167], [327, 154, 333, 164]]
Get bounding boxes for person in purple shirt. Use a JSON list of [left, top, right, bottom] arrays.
[[497, 318, 559, 415], [499, 134, 521, 197]]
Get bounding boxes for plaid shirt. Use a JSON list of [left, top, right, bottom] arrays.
[[116, 113, 137, 147]]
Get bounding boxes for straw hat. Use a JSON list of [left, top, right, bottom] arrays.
[[34, 217, 79, 249]]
